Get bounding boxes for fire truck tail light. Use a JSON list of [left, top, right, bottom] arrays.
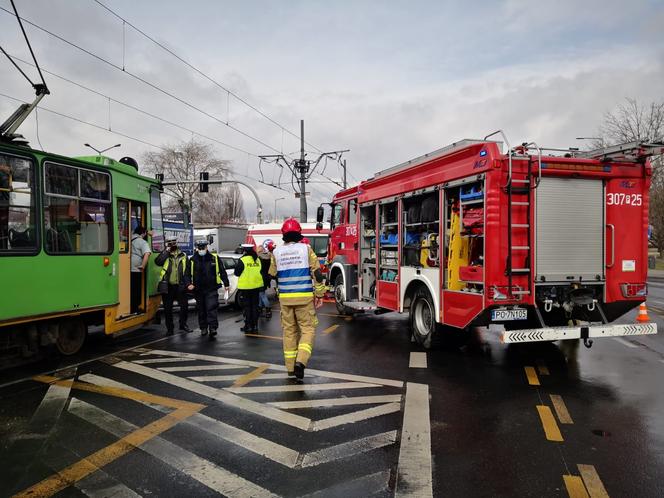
[[620, 283, 647, 298]]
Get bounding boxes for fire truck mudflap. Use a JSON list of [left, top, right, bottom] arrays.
[[502, 322, 657, 343]]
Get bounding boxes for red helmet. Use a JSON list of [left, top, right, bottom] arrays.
[[301, 237, 310, 245], [266, 241, 276, 252], [281, 218, 302, 234]]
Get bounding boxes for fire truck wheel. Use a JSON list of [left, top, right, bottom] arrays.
[[410, 289, 435, 349], [333, 274, 353, 316]]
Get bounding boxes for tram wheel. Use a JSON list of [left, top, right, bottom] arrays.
[[56, 319, 87, 356]]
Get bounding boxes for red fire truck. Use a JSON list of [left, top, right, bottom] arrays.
[[317, 131, 662, 348]]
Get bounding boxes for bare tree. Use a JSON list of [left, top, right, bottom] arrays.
[[195, 185, 245, 225], [598, 98, 664, 252], [220, 183, 245, 223], [142, 139, 230, 216]]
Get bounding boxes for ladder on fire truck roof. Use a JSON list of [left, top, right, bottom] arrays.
[[576, 141, 664, 162], [485, 130, 543, 299]]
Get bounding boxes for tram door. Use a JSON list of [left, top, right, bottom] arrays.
[[116, 200, 146, 318]]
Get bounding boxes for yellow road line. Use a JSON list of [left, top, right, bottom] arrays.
[[524, 366, 540, 386], [322, 324, 339, 335], [232, 364, 269, 388], [33, 375, 202, 411], [244, 333, 282, 341], [14, 406, 200, 498], [577, 464, 609, 497], [550, 394, 574, 424], [18, 377, 205, 498], [536, 405, 564, 442], [563, 475, 590, 498], [537, 365, 550, 376], [344, 316, 353, 322]]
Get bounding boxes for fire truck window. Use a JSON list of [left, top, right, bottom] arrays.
[[348, 199, 357, 224], [379, 201, 398, 281], [332, 203, 345, 227], [402, 193, 439, 268]]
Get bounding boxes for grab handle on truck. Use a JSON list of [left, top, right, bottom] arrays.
[[484, 130, 512, 189], [606, 224, 615, 268]]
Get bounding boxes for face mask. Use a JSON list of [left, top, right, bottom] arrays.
[[168, 245, 177, 252], [197, 249, 207, 256]]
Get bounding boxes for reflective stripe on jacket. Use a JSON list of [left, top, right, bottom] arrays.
[[159, 252, 187, 283], [273, 243, 314, 298], [190, 254, 222, 285], [238, 255, 264, 290]]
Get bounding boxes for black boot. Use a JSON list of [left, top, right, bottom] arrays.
[[294, 362, 305, 380], [180, 324, 193, 333], [209, 329, 217, 341], [200, 327, 208, 336], [265, 308, 272, 319], [166, 328, 174, 336]]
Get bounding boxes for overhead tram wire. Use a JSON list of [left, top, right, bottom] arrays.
[[91, 0, 324, 155], [5, 53, 260, 157], [0, 92, 165, 150], [0, 6, 284, 155], [0, 92, 288, 194]]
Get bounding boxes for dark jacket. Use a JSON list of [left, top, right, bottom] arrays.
[[185, 251, 229, 291], [258, 252, 272, 290]]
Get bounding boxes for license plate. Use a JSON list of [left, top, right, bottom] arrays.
[[491, 308, 527, 321]]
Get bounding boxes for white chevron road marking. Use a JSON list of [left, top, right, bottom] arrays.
[[159, 364, 250, 372], [300, 431, 397, 467], [79, 374, 399, 469], [144, 349, 404, 387], [269, 395, 403, 409], [311, 403, 402, 432], [114, 360, 312, 431], [227, 382, 381, 394], [68, 398, 278, 498]]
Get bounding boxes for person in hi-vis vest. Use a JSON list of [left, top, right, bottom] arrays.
[[269, 218, 326, 381], [234, 243, 264, 333]]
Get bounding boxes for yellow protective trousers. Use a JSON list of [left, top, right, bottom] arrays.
[[280, 300, 317, 372]]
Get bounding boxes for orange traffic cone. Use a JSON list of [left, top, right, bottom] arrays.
[[636, 303, 650, 323]]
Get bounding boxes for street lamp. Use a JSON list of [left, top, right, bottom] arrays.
[[84, 143, 121, 155], [274, 197, 285, 222]]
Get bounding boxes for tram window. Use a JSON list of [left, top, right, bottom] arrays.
[[80, 169, 110, 201], [45, 163, 77, 197], [0, 154, 37, 253], [150, 189, 165, 252], [43, 162, 112, 254]]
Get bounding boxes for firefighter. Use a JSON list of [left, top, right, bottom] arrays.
[[269, 218, 326, 380], [185, 239, 229, 340], [234, 243, 264, 333], [155, 236, 192, 335]]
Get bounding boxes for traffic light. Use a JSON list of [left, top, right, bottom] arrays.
[[199, 171, 209, 192]]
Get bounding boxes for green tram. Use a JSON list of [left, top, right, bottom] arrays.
[[0, 141, 166, 363]]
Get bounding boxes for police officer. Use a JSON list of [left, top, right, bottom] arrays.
[[269, 218, 326, 380], [234, 243, 264, 333], [155, 236, 192, 335], [185, 239, 229, 340]]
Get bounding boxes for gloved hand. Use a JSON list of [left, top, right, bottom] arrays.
[[223, 289, 229, 301]]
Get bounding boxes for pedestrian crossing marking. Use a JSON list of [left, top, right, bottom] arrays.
[[15, 375, 205, 498]]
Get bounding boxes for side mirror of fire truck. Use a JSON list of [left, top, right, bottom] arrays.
[[316, 205, 325, 223]]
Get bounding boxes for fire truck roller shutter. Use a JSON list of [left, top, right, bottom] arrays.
[[535, 178, 604, 282]]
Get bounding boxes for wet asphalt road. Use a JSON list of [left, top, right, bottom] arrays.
[[1, 285, 663, 497]]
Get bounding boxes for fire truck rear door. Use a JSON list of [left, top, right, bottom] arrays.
[[535, 177, 604, 282]]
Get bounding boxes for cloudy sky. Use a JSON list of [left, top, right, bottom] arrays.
[[1, 0, 663, 220]]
